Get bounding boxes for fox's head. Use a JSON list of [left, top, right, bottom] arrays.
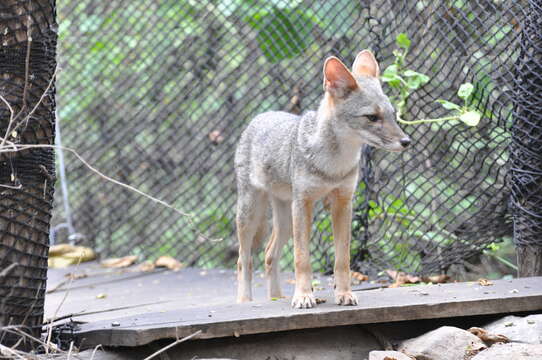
[[321, 50, 410, 152]]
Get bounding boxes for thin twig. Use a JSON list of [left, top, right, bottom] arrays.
[[142, 330, 202, 360], [0, 183, 22, 190], [0, 344, 26, 360], [397, 114, 459, 125], [4, 66, 59, 142], [0, 94, 15, 149], [4, 326, 57, 354], [0, 263, 18, 278], [0, 143, 221, 242], [67, 341, 73, 359], [89, 344, 103, 360], [2, 144, 194, 218]]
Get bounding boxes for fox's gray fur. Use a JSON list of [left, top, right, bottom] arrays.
[[235, 50, 410, 309]]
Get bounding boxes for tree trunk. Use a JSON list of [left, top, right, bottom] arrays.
[[510, 0, 542, 278], [0, 0, 57, 349]]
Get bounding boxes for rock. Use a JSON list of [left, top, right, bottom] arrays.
[[368, 350, 413, 360], [484, 314, 542, 344], [397, 326, 486, 360], [471, 343, 542, 360]]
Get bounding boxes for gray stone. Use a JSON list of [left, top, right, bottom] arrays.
[[484, 314, 542, 344], [397, 326, 486, 360], [471, 343, 542, 360], [368, 350, 413, 360]]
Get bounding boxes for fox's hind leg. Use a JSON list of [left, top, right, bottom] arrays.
[[236, 187, 267, 303], [264, 197, 292, 299]]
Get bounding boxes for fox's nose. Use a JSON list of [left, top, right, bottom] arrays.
[[400, 137, 411, 148]]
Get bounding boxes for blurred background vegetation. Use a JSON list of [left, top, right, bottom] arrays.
[[51, 0, 523, 279]]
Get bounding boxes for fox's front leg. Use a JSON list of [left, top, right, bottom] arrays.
[[291, 197, 316, 309], [330, 189, 358, 306]]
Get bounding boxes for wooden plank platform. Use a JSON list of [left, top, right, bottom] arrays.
[[46, 262, 376, 323], [45, 263, 542, 349]]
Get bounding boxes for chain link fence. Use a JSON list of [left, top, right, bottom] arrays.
[[51, 0, 528, 275]]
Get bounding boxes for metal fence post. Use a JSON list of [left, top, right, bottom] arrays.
[[0, 0, 57, 349], [510, 0, 542, 277]]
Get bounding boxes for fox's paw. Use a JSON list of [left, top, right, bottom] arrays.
[[291, 292, 316, 309], [335, 291, 358, 306]]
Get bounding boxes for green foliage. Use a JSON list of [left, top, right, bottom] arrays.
[[381, 33, 430, 118], [382, 33, 482, 127]]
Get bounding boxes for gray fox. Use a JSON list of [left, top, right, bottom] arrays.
[[234, 50, 410, 309]]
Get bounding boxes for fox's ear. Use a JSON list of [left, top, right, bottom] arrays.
[[352, 50, 380, 78], [323, 56, 358, 98]]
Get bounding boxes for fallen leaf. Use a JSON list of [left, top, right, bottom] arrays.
[[351, 271, 369, 284], [286, 279, 296, 285], [138, 261, 155, 272], [315, 298, 326, 304], [527, 320, 535, 325], [101, 255, 138, 268], [96, 293, 107, 299], [478, 278, 493, 286], [49, 244, 77, 256], [468, 327, 509, 345], [504, 322, 514, 327], [270, 297, 279, 301], [48, 244, 96, 268], [386, 269, 421, 287], [155, 256, 183, 271]]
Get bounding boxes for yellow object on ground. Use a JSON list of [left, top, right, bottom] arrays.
[[48, 244, 96, 268]]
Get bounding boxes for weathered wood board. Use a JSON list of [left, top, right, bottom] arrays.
[[66, 275, 541, 349], [46, 262, 378, 324]]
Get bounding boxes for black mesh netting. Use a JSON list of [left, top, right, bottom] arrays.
[[0, 0, 57, 349], [510, 1, 542, 249], [51, 0, 534, 275]]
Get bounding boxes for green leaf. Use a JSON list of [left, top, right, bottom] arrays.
[[396, 33, 411, 49], [245, 8, 315, 62], [383, 64, 398, 76], [457, 83, 474, 101], [401, 70, 429, 90], [403, 69, 421, 78], [459, 111, 481, 126], [381, 72, 402, 89], [436, 99, 461, 111]]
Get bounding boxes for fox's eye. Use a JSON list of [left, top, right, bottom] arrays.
[[366, 114, 379, 122]]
